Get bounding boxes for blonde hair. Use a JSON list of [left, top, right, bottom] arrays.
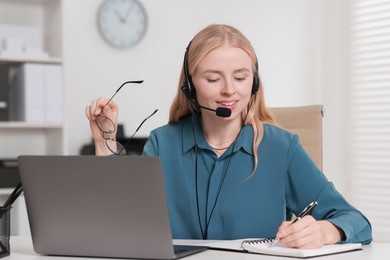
[[169, 24, 275, 176]]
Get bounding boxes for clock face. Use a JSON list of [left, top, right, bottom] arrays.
[[97, 0, 147, 49]]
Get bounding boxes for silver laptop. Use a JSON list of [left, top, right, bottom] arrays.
[[18, 155, 207, 259]]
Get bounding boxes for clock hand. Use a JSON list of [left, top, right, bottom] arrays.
[[115, 9, 125, 23], [123, 0, 135, 23]]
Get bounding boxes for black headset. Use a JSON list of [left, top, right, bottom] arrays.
[[181, 42, 260, 100]]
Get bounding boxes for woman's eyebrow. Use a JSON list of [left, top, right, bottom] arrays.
[[202, 68, 251, 74], [233, 68, 251, 73]]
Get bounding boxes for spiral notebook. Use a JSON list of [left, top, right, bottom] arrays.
[[209, 238, 362, 258]]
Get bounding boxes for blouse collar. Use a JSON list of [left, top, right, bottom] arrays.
[[182, 115, 254, 157]]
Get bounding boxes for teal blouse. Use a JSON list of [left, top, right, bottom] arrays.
[[143, 115, 372, 244]]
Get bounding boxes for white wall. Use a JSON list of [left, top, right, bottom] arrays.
[[62, 0, 347, 191], [320, 0, 350, 193]]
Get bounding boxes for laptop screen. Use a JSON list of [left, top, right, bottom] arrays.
[[18, 155, 206, 259]]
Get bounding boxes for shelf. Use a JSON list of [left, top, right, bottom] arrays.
[[0, 0, 64, 159], [0, 56, 62, 64], [0, 122, 63, 129]]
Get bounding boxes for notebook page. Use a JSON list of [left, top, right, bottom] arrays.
[[209, 239, 362, 258]]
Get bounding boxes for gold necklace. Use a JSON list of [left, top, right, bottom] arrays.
[[205, 135, 237, 155], [210, 145, 229, 151], [206, 137, 235, 147]]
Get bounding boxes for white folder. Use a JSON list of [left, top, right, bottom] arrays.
[[44, 64, 62, 123], [11, 63, 45, 122], [10, 63, 62, 123]]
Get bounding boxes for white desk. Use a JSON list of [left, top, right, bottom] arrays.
[[6, 236, 389, 260]]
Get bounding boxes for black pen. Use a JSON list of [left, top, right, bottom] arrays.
[[270, 201, 318, 247], [292, 201, 318, 224]]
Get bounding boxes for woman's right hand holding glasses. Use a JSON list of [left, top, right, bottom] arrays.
[[85, 97, 120, 156], [85, 81, 156, 156]]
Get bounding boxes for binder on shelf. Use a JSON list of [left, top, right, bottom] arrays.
[[11, 63, 45, 122], [10, 63, 62, 123], [44, 64, 62, 123]]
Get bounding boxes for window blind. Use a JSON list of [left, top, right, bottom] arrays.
[[348, 0, 390, 242]]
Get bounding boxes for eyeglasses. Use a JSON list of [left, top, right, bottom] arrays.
[[96, 80, 158, 155]]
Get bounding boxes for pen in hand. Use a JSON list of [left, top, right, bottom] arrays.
[[292, 201, 318, 224], [271, 201, 318, 247]]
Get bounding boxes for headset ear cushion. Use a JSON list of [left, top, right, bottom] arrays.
[[181, 83, 190, 99], [181, 81, 196, 99], [252, 59, 260, 94], [252, 75, 260, 94], [182, 42, 196, 100]]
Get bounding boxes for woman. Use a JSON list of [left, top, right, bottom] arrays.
[[86, 24, 372, 248]]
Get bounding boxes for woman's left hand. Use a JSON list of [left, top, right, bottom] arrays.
[[276, 216, 344, 248]]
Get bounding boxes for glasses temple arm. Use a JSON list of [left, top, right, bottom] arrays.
[[117, 109, 158, 155], [105, 80, 144, 106]]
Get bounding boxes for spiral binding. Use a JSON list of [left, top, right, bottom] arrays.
[[241, 237, 279, 247]]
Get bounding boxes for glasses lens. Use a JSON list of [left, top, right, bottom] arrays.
[[105, 139, 126, 155], [96, 114, 115, 134]]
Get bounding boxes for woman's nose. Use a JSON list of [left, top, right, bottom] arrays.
[[221, 78, 236, 95]]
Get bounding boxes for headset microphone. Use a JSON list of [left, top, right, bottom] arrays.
[[189, 100, 231, 117], [199, 104, 232, 118]]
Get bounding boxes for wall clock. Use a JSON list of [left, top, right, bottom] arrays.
[[97, 0, 147, 49]]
